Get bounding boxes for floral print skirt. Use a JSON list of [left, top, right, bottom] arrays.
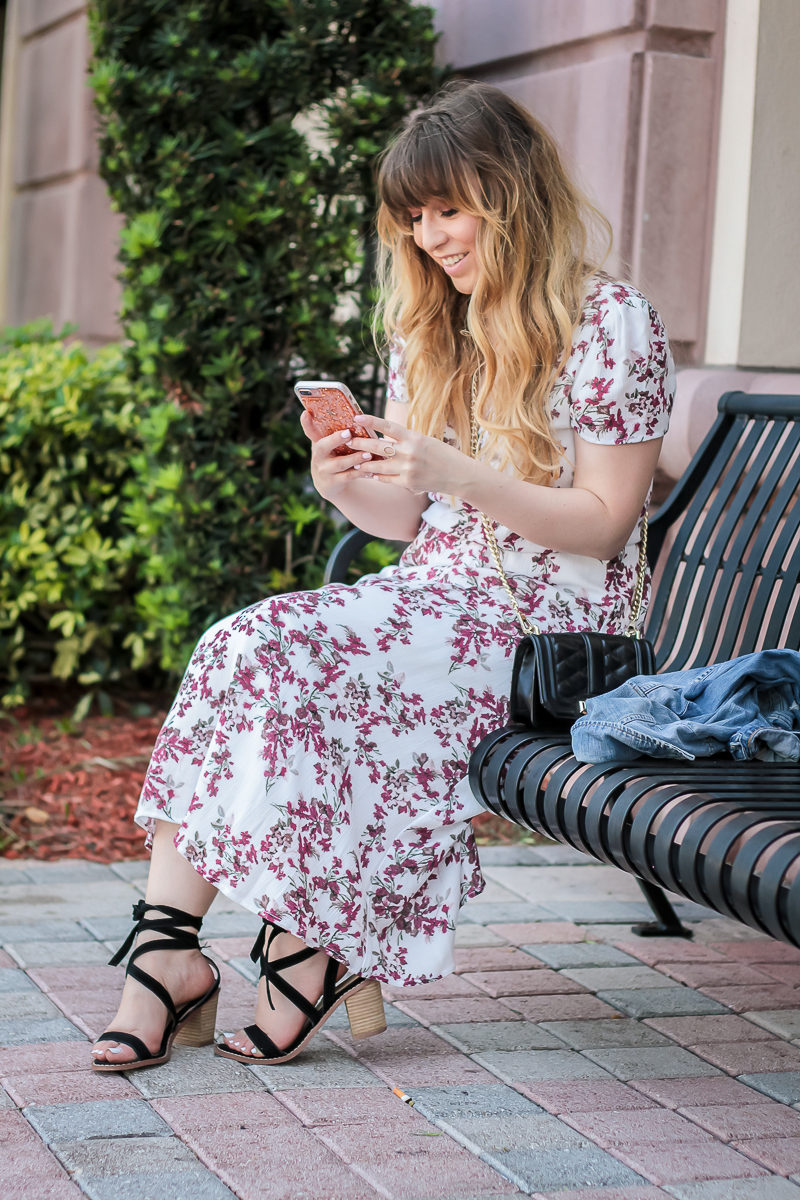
[[136, 526, 525, 986]]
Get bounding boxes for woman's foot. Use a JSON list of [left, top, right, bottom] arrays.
[[217, 930, 345, 1058], [91, 913, 217, 1068]]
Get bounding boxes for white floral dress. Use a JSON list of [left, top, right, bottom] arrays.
[[136, 277, 675, 986]]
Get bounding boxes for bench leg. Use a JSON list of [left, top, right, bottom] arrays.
[[631, 879, 693, 939]]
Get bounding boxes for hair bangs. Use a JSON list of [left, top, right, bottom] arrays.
[[378, 116, 479, 229]]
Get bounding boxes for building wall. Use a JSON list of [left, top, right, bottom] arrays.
[[0, 0, 120, 345], [662, 0, 800, 479], [2, 0, 725, 365], [737, 0, 800, 369]]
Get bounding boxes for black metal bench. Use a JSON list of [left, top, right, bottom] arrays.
[[325, 393, 800, 946]]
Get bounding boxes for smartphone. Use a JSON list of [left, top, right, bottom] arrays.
[[294, 380, 378, 455]]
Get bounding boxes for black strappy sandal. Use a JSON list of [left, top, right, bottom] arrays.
[[214, 920, 386, 1065], [92, 900, 220, 1073]]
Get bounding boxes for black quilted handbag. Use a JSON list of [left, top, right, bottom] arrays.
[[508, 629, 656, 730]]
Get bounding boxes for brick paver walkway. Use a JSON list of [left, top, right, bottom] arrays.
[[3, 846, 800, 1199]]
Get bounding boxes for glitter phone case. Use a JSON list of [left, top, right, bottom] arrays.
[[295, 381, 378, 455]]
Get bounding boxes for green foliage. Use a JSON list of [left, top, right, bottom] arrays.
[[88, 0, 442, 672], [0, 325, 143, 707]]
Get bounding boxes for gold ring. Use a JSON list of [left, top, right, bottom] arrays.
[[382, 442, 397, 458]]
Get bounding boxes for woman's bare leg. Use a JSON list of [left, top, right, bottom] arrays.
[[92, 820, 345, 1062], [91, 820, 218, 1065]]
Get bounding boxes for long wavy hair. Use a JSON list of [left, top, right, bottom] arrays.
[[375, 81, 612, 482]]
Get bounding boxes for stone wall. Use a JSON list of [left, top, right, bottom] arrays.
[[0, 0, 120, 345]]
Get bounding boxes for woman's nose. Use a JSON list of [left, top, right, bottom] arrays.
[[419, 215, 446, 253]]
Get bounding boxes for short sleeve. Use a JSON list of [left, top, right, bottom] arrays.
[[386, 342, 409, 405], [567, 282, 675, 445]]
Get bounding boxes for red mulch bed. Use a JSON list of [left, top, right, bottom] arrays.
[[0, 704, 165, 862], [1, 702, 529, 863]]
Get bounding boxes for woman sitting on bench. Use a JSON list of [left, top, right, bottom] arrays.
[[91, 80, 675, 1072]]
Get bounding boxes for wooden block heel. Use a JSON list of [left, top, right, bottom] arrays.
[[345, 978, 387, 1040], [175, 991, 220, 1047]]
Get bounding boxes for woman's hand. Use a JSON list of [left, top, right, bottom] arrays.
[[346, 414, 477, 497], [300, 409, 369, 501], [299, 403, 429, 540]]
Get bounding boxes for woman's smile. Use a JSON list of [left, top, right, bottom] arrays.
[[438, 251, 469, 271]]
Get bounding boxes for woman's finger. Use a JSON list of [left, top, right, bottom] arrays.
[[356, 443, 403, 470], [299, 409, 319, 441], [358, 456, 400, 477], [303, 409, 348, 448], [353, 414, 405, 440], [314, 428, 358, 455], [334, 458, 364, 475], [346, 436, 383, 454]]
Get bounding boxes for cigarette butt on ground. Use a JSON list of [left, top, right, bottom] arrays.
[[392, 1087, 414, 1106]]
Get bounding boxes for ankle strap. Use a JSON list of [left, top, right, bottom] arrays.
[[108, 900, 204, 967], [252, 922, 286, 1012], [251, 919, 320, 1013], [250, 919, 283, 966]]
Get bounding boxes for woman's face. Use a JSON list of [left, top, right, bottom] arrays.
[[409, 201, 481, 294]]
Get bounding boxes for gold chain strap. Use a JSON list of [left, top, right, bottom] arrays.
[[628, 506, 648, 638], [469, 370, 647, 639]]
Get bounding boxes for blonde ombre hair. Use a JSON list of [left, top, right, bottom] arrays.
[[375, 81, 611, 482]]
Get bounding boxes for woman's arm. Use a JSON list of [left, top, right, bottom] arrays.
[[302, 398, 428, 542], [461, 436, 661, 559], [348, 415, 661, 560]]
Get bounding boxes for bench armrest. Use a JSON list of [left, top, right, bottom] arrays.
[[323, 528, 379, 585]]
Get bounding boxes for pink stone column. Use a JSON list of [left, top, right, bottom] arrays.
[[0, 0, 121, 344]]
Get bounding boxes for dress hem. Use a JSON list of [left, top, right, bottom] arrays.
[[135, 810, 485, 988]]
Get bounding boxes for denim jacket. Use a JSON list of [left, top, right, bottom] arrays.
[[570, 649, 800, 764]]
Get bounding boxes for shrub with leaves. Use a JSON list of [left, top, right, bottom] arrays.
[[88, 0, 441, 673], [0, 324, 143, 708]]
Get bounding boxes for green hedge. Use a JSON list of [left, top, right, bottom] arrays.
[[0, 324, 143, 707], [88, 0, 441, 674], [0, 5, 439, 706], [0, 324, 399, 709]]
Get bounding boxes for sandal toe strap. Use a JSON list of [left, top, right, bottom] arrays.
[[241, 1023, 282, 1059], [93, 1030, 152, 1061]]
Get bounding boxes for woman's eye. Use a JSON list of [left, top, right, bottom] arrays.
[[440, 209, 457, 218], [409, 212, 422, 225]]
